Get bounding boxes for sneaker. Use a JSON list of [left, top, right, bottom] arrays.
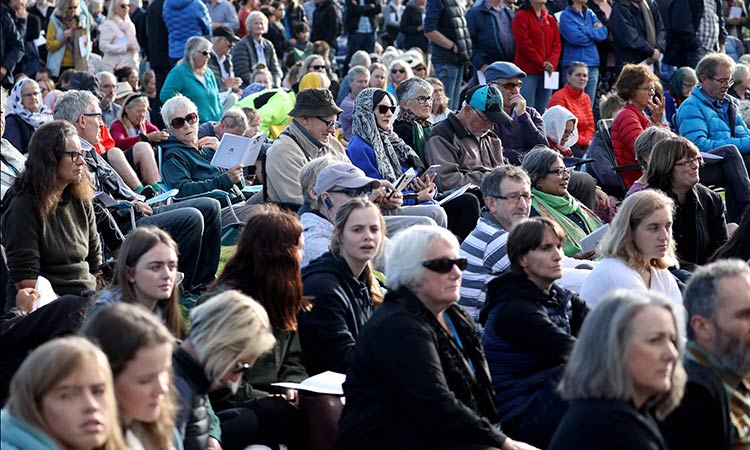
[[140, 185, 156, 200]]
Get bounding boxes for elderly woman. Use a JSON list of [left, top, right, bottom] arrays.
[[97, 0, 139, 73], [173, 290, 276, 450], [729, 62, 750, 125], [663, 67, 697, 128], [369, 62, 387, 90], [337, 225, 538, 450], [386, 58, 412, 97], [393, 77, 434, 163], [3, 79, 53, 153], [542, 105, 579, 157], [109, 93, 167, 186], [580, 190, 682, 306], [2, 120, 101, 297], [549, 290, 686, 450], [547, 62, 595, 153], [160, 36, 223, 123], [522, 146, 603, 259], [610, 64, 667, 188], [159, 94, 258, 226], [232, 11, 283, 88], [0, 89, 26, 201], [646, 136, 730, 269], [45, 0, 90, 77]]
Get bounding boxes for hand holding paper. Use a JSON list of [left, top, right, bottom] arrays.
[[210, 133, 266, 169]]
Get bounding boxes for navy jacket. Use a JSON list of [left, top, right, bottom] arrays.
[[608, 0, 666, 70], [343, 0, 381, 34], [2, 115, 34, 154], [465, 1, 515, 69], [399, 2, 429, 53], [664, 0, 727, 68]]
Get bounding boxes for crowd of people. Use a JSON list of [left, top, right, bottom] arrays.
[[1, 0, 750, 448]]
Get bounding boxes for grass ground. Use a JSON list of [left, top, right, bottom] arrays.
[[218, 245, 237, 275]]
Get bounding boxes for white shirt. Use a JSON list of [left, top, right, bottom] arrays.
[[580, 257, 683, 307]]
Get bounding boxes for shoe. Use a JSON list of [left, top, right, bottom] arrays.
[[140, 185, 156, 200]]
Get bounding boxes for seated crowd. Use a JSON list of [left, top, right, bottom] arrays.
[[1, 3, 750, 446]]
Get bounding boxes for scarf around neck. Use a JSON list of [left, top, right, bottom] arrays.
[[9, 79, 53, 130], [531, 187, 603, 256], [396, 105, 432, 128]]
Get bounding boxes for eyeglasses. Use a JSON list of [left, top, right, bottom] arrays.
[[491, 80, 523, 90], [197, 50, 210, 56], [422, 257, 468, 273], [493, 192, 534, 203], [316, 116, 339, 129], [170, 112, 198, 129], [708, 76, 734, 86], [63, 151, 85, 163], [22, 91, 41, 98], [330, 186, 372, 197], [310, 64, 326, 71], [674, 156, 703, 167], [639, 85, 656, 92], [232, 361, 251, 374], [547, 167, 572, 177], [412, 95, 433, 104], [81, 112, 103, 123], [391, 68, 406, 74], [376, 104, 397, 114]]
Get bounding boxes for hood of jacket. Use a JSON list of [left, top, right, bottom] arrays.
[[1, 409, 60, 450], [302, 251, 362, 286]]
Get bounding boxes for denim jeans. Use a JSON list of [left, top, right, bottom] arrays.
[[435, 63, 463, 111], [700, 144, 750, 223], [345, 32, 376, 68], [520, 73, 552, 113]]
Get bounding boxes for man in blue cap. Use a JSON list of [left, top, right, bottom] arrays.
[[424, 84, 511, 191]]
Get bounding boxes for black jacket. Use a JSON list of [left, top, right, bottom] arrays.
[[549, 399, 669, 450], [310, 0, 341, 48], [146, 0, 170, 70], [428, 0, 472, 65], [658, 351, 732, 450], [608, 0, 666, 70], [343, 0, 381, 34], [0, 4, 24, 86], [337, 287, 507, 450], [299, 252, 374, 376], [173, 347, 212, 450], [664, 0, 727, 68], [398, 2, 428, 53]]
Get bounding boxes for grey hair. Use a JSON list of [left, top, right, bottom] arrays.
[[559, 289, 687, 419], [396, 77, 433, 103], [521, 146, 562, 188], [386, 225, 460, 291], [184, 36, 212, 72], [220, 109, 248, 132], [299, 155, 349, 208], [696, 53, 736, 80], [566, 62, 588, 76], [245, 10, 268, 31], [95, 71, 116, 85], [350, 50, 371, 69], [53, 89, 98, 123], [683, 259, 750, 339], [481, 165, 531, 199], [348, 66, 370, 85], [733, 62, 750, 85], [188, 290, 276, 384], [55, 0, 80, 17], [161, 94, 198, 129], [634, 126, 674, 168], [118, 94, 150, 121]]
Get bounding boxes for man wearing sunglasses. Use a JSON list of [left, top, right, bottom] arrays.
[[265, 88, 347, 206], [424, 84, 511, 192]]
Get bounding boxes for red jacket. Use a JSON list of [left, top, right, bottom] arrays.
[[610, 103, 662, 188], [548, 84, 594, 147], [511, 8, 561, 75], [94, 125, 116, 155], [109, 119, 159, 151]]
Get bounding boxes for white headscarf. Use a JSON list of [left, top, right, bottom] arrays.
[[9, 79, 54, 130], [542, 105, 579, 150]]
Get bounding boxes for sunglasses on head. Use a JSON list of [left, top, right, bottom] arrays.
[[170, 112, 198, 129], [422, 258, 467, 273], [376, 105, 397, 114], [391, 68, 406, 74]]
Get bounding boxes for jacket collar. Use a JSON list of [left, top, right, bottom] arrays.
[[174, 346, 213, 394]]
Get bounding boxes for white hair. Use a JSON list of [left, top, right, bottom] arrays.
[[386, 225, 459, 290]]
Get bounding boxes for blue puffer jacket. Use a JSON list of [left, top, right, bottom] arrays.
[[676, 86, 750, 154], [1, 409, 61, 450], [558, 5, 607, 67], [479, 270, 588, 425], [163, 0, 211, 59]]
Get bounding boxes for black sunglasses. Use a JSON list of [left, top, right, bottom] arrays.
[[311, 64, 326, 71], [197, 50, 210, 56], [119, 3, 129, 8], [376, 105, 397, 114], [330, 187, 372, 197], [422, 258, 467, 273], [391, 68, 406, 74], [170, 112, 198, 129]]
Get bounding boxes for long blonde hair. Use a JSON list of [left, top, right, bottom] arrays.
[[6, 337, 128, 450]]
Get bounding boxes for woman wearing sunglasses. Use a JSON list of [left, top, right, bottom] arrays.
[[300, 198, 385, 376], [386, 59, 412, 97], [338, 224, 539, 450], [2, 120, 102, 297], [521, 146, 603, 259], [479, 217, 590, 449], [160, 36, 223, 124]]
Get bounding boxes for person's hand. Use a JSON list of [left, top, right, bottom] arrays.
[[593, 21, 602, 28], [127, 43, 137, 52], [133, 200, 154, 216], [197, 136, 220, 150], [647, 94, 664, 121], [501, 438, 541, 450], [282, 389, 300, 409], [15, 288, 40, 314], [727, 17, 742, 26], [728, 222, 738, 237], [379, 190, 403, 209], [572, 250, 597, 260], [0, 67, 7, 78], [146, 130, 169, 142], [207, 437, 223, 450], [543, 61, 554, 73], [369, 186, 386, 204], [225, 77, 243, 89], [651, 48, 661, 61], [226, 163, 244, 184], [594, 188, 610, 211], [417, 24, 424, 31], [509, 93, 526, 116], [63, 28, 74, 39]]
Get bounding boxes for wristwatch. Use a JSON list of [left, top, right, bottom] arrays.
[[139, 133, 149, 142]]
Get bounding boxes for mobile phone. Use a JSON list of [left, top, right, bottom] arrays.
[[403, 193, 418, 200], [423, 164, 441, 177]]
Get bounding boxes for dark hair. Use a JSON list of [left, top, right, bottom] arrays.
[[567, 62, 588, 76], [646, 136, 701, 193], [58, 68, 76, 87], [371, 88, 393, 111], [13, 120, 93, 216], [210, 205, 311, 331], [507, 217, 565, 272], [294, 22, 309, 34], [114, 66, 137, 82], [710, 207, 750, 262]]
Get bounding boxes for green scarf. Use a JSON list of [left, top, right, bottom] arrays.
[[531, 188, 603, 256]]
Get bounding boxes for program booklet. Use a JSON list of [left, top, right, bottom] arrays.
[[210, 132, 266, 169]]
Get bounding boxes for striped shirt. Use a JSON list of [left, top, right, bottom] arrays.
[[458, 210, 510, 322]]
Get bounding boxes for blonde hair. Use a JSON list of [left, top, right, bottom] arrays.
[[7, 337, 128, 450], [598, 190, 678, 270], [188, 290, 276, 383]]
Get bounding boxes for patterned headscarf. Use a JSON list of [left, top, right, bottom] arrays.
[[351, 88, 424, 182], [9, 79, 54, 130]]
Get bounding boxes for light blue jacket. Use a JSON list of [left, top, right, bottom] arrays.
[[676, 86, 750, 154], [558, 6, 607, 68], [163, 0, 211, 59], [160, 62, 223, 123], [1, 409, 62, 450]]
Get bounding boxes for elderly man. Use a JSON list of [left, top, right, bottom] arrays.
[[340, 65, 370, 140], [95, 71, 120, 127], [660, 259, 750, 450], [54, 89, 222, 295], [424, 84, 510, 191], [459, 165, 592, 323], [198, 108, 249, 139], [208, 25, 243, 109]]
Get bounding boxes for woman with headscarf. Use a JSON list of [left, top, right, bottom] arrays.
[[542, 105, 579, 157], [3, 79, 53, 153], [663, 67, 697, 129], [97, 0, 139, 73]]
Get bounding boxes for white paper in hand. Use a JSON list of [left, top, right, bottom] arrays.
[[544, 72, 559, 90], [272, 371, 346, 395], [210, 133, 266, 169], [33, 276, 58, 311], [580, 223, 609, 254]]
